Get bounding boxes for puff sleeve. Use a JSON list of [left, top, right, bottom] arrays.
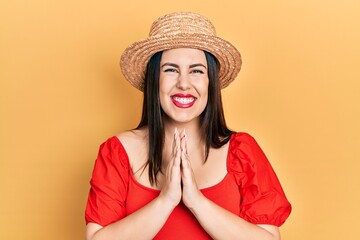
[[85, 136, 130, 226], [228, 133, 291, 226]]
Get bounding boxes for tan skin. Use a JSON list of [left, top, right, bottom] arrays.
[[86, 48, 280, 240]]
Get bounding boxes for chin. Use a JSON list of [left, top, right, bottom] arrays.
[[164, 112, 201, 124]]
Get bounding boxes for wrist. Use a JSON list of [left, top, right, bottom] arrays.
[[156, 193, 178, 212], [185, 192, 207, 215]]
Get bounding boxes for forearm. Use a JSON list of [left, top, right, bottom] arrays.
[[88, 196, 174, 240], [189, 195, 279, 240]]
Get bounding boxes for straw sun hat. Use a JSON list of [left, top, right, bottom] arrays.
[[120, 12, 242, 91]]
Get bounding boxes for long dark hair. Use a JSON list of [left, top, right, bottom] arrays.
[[136, 50, 234, 185]]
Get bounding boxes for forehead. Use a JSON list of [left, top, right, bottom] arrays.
[[161, 48, 207, 65]]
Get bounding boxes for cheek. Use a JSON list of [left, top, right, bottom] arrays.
[[201, 81, 210, 106], [159, 79, 170, 108], [196, 80, 209, 98], [202, 94, 209, 109], [159, 75, 173, 93]]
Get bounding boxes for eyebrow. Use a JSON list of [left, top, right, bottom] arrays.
[[160, 63, 207, 69]]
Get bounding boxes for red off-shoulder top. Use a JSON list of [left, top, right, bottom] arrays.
[[85, 132, 291, 239]]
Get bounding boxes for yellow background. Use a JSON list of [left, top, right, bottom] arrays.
[[1, 0, 359, 239]]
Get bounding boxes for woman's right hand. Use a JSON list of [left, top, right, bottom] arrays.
[[158, 128, 182, 208], [86, 128, 184, 240]]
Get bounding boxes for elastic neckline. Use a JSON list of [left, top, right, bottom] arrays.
[[112, 133, 235, 193]]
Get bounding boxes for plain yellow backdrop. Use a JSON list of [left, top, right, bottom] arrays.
[[1, 0, 359, 239]]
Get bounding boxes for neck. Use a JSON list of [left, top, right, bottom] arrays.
[[162, 118, 206, 162], [164, 119, 202, 142]]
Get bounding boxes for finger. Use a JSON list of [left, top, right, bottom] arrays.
[[184, 129, 188, 155], [181, 141, 191, 175], [170, 164, 180, 185], [181, 153, 193, 183], [176, 128, 180, 149], [171, 147, 181, 185], [173, 147, 181, 168], [173, 128, 181, 168], [167, 128, 179, 180], [171, 128, 179, 157], [180, 129, 187, 154]]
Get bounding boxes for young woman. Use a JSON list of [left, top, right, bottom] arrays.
[[85, 12, 291, 240]]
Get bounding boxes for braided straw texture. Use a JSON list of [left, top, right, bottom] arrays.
[[120, 12, 242, 91]]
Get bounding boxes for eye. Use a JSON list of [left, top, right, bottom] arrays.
[[191, 69, 205, 74], [163, 68, 178, 73]]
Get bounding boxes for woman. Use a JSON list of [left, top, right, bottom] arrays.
[[85, 12, 291, 240]]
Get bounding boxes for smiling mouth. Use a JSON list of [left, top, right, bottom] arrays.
[[171, 95, 197, 108], [172, 96, 195, 104]]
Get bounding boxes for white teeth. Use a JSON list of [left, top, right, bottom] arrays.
[[173, 97, 195, 104]]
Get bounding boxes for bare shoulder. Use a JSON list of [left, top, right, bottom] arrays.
[[117, 128, 147, 143], [116, 128, 148, 170]]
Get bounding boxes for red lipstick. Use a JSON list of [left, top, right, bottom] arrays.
[[171, 94, 196, 108]]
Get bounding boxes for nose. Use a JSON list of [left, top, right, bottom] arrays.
[[176, 73, 191, 90]]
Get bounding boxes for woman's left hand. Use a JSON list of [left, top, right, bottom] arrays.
[[179, 130, 205, 210]]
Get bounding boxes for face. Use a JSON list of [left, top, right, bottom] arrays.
[[159, 48, 209, 124]]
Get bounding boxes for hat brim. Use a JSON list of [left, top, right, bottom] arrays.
[[120, 33, 242, 91]]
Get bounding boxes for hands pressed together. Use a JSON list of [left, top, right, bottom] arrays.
[[159, 128, 204, 211]]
